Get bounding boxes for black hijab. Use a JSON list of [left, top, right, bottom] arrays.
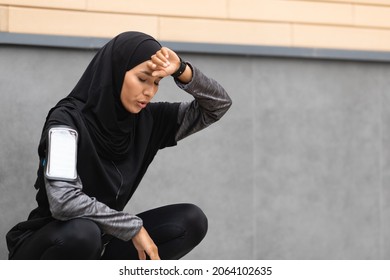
[[69, 31, 162, 160], [35, 31, 180, 209]]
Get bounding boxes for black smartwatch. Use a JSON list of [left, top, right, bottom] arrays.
[[171, 57, 187, 78]]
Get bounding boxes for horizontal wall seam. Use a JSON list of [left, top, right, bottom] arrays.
[[1, 32, 390, 63]]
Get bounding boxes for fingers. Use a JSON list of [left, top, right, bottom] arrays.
[[146, 244, 160, 260], [136, 250, 160, 260], [132, 227, 161, 260], [149, 253, 161, 260], [136, 246, 160, 260], [138, 250, 146, 260], [151, 49, 170, 68], [149, 47, 181, 77], [145, 61, 162, 78], [160, 47, 170, 59]]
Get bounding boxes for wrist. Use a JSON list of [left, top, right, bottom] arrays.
[[171, 57, 187, 78]]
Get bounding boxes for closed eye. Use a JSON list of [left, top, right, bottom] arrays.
[[138, 71, 161, 86]]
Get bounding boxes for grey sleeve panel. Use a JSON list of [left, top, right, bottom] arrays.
[[45, 177, 142, 241], [175, 63, 232, 141]]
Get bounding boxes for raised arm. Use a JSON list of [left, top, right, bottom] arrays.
[[174, 63, 232, 141], [148, 47, 232, 141]]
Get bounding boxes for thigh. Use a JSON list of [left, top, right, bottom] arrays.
[[11, 218, 102, 260], [102, 203, 208, 260]]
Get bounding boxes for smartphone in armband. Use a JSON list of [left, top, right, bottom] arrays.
[[45, 127, 78, 181]]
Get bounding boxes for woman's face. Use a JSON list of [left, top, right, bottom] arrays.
[[120, 61, 162, 114]]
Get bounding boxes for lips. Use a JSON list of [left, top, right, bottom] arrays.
[[137, 101, 148, 109]]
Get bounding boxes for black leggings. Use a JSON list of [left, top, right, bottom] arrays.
[[10, 203, 208, 260]]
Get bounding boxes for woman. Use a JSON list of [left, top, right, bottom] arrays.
[[6, 31, 232, 260]]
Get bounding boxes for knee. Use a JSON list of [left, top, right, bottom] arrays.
[[58, 219, 102, 259], [181, 203, 208, 244]]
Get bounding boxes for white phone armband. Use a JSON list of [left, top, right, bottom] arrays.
[[45, 126, 78, 181]]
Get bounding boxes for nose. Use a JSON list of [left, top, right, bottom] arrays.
[[143, 85, 157, 98]]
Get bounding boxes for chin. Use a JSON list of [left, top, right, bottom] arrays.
[[131, 107, 142, 114]]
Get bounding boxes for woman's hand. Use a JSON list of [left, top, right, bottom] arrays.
[[131, 226, 160, 260], [148, 47, 192, 83]]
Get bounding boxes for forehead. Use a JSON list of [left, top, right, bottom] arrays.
[[128, 60, 151, 73], [126, 60, 163, 79]]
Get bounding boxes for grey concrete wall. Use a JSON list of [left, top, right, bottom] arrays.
[[1, 45, 390, 260]]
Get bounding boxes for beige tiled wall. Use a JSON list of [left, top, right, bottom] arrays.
[[1, 0, 390, 52]]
